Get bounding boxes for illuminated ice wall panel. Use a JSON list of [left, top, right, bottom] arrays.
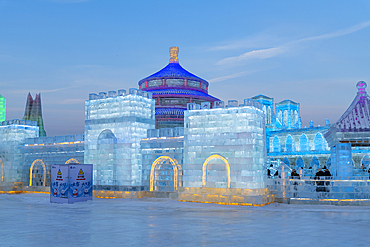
[[183, 100, 266, 189], [0, 120, 39, 183], [84, 89, 155, 186]]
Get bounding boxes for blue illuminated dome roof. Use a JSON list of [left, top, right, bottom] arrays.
[[137, 46, 220, 129], [138, 62, 208, 87]]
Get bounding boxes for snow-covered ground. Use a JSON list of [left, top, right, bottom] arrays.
[[1, 193, 370, 246]]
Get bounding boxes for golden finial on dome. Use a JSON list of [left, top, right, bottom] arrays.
[[169, 46, 179, 63]]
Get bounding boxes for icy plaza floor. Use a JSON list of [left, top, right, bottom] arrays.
[[1, 194, 370, 247]]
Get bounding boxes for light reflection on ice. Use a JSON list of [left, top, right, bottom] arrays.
[[1, 193, 370, 246]]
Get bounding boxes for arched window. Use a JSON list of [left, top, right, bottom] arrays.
[[283, 110, 288, 126], [97, 129, 117, 144], [273, 136, 281, 152], [295, 157, 304, 170], [290, 109, 294, 127], [278, 111, 282, 123], [310, 156, 320, 170], [285, 135, 294, 152], [314, 133, 325, 151], [361, 155, 370, 167], [326, 156, 331, 170], [299, 134, 309, 151], [283, 157, 290, 167]]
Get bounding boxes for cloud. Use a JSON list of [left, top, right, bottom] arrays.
[[217, 21, 370, 65], [208, 33, 278, 51], [209, 69, 270, 83], [61, 98, 85, 104], [217, 47, 286, 65]]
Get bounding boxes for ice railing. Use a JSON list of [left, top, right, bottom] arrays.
[[266, 175, 370, 201], [1, 119, 37, 126], [187, 99, 262, 110], [88, 88, 153, 100]]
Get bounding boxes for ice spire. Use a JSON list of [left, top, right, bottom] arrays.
[[22, 93, 46, 137]]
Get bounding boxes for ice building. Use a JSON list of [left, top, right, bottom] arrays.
[[138, 46, 219, 129], [84, 88, 155, 188], [22, 93, 47, 137], [325, 81, 370, 177], [0, 94, 6, 122], [0, 120, 39, 184], [1, 47, 369, 206]]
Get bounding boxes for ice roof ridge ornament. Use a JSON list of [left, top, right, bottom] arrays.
[[357, 81, 367, 95], [169, 46, 179, 63]]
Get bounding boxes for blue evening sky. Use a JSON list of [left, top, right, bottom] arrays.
[[1, 0, 370, 136]]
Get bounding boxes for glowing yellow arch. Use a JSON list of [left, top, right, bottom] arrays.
[[65, 158, 79, 164], [29, 159, 46, 186], [202, 154, 231, 188], [0, 159, 4, 182], [150, 156, 181, 192]]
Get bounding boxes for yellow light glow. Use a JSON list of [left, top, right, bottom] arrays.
[[202, 154, 231, 189], [178, 200, 272, 207], [29, 159, 46, 186], [65, 158, 79, 164], [0, 159, 3, 182], [149, 156, 181, 192]]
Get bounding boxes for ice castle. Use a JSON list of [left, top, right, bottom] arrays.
[[1, 47, 370, 206]]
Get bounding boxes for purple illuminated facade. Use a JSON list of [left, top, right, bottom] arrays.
[[138, 47, 219, 129]]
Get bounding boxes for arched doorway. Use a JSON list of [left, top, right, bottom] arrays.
[[65, 158, 79, 164], [150, 156, 182, 192], [202, 154, 231, 188], [97, 129, 117, 185], [29, 159, 46, 186], [310, 156, 320, 171], [295, 157, 304, 170], [283, 157, 290, 167]]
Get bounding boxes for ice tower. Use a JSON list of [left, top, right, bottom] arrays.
[[177, 100, 273, 205], [22, 93, 47, 137], [84, 89, 155, 187], [275, 100, 300, 129], [0, 94, 5, 122], [138, 47, 219, 129]]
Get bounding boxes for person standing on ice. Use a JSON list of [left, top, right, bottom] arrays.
[[315, 168, 325, 192]]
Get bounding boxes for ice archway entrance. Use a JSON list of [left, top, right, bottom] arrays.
[[29, 159, 46, 186], [202, 154, 231, 189], [150, 156, 182, 192]]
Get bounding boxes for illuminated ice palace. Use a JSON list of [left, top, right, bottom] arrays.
[[1, 47, 370, 206]]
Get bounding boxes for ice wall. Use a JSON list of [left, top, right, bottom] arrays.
[[0, 120, 39, 183], [23, 134, 85, 186], [183, 100, 266, 189], [84, 89, 155, 186]]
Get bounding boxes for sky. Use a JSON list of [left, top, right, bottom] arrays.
[[1, 0, 370, 136]]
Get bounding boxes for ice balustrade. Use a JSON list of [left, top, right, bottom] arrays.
[[266, 175, 370, 205]]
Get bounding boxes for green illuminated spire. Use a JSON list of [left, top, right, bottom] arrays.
[[0, 94, 6, 122]]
